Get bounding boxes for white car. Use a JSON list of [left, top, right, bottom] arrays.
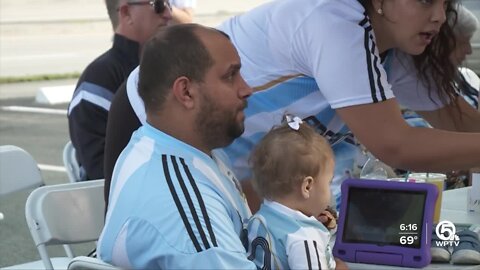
[[462, 0, 480, 75]]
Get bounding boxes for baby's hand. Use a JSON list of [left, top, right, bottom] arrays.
[[318, 206, 337, 230]]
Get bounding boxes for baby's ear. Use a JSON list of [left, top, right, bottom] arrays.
[[300, 176, 314, 199]]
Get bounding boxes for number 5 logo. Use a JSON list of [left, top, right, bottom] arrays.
[[435, 221, 456, 241]]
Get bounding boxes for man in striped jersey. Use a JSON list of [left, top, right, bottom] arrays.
[[97, 24, 256, 269]]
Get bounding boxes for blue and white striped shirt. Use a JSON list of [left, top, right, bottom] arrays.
[[247, 201, 336, 270], [97, 123, 255, 269]]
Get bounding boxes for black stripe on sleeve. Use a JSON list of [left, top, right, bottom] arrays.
[[313, 241, 322, 269], [369, 35, 387, 101], [170, 156, 211, 250], [359, 13, 384, 104], [162, 154, 202, 252], [359, 17, 368, 27], [304, 240, 313, 270], [359, 12, 369, 26], [180, 157, 218, 247], [362, 25, 378, 103]]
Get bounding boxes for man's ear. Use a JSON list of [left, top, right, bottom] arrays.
[[118, 3, 133, 25], [171, 76, 195, 109], [300, 176, 314, 199]]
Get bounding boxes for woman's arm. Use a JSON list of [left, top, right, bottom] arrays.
[[416, 96, 480, 132], [336, 99, 480, 172]]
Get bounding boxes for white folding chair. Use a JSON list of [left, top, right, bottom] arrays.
[[68, 256, 121, 270], [0, 145, 44, 223], [63, 141, 81, 183], [0, 145, 44, 197], [3, 180, 105, 270]]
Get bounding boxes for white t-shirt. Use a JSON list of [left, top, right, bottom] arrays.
[[387, 50, 446, 111], [219, 0, 393, 109]]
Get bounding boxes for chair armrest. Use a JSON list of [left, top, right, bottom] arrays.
[[67, 256, 122, 270]]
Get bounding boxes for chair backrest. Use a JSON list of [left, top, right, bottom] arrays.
[[68, 256, 122, 270], [459, 67, 480, 91], [63, 141, 81, 183], [25, 180, 105, 269], [0, 145, 43, 197]]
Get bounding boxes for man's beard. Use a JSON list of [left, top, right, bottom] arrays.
[[195, 94, 245, 150]]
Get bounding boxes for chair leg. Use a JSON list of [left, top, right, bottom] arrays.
[[38, 245, 54, 270], [63, 244, 75, 258]]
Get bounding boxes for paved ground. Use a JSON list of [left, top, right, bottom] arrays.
[[0, 0, 270, 78], [0, 0, 269, 267]]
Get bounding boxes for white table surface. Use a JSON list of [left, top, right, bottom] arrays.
[[346, 187, 480, 270]]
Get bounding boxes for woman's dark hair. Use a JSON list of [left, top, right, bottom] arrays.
[[412, 2, 458, 108], [357, 0, 372, 10], [358, 0, 460, 108]]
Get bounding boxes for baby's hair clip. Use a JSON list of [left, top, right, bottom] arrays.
[[285, 114, 303, 131]]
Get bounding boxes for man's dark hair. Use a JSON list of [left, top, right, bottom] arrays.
[[138, 24, 216, 113], [105, 0, 121, 30]]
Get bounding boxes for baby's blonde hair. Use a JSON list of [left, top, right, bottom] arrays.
[[250, 122, 334, 200]]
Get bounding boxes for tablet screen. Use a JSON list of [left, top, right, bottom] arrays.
[[342, 187, 426, 248]]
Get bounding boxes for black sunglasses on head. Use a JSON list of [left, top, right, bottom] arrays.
[[127, 0, 171, 14]]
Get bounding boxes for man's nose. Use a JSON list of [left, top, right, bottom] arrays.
[[238, 77, 253, 99]]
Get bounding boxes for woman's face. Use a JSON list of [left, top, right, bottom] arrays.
[[380, 0, 448, 55], [450, 34, 473, 67]]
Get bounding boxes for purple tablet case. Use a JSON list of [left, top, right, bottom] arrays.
[[333, 178, 438, 268]]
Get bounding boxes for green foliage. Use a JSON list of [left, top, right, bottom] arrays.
[[0, 72, 81, 84]]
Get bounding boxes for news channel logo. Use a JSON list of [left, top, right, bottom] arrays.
[[435, 220, 460, 247]]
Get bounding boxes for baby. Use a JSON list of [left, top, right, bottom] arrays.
[[247, 115, 346, 270]]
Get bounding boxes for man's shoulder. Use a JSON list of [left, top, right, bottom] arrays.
[[84, 48, 116, 71], [76, 47, 131, 92], [122, 132, 218, 186]]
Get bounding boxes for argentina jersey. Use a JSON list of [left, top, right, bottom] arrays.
[[247, 201, 336, 270], [98, 124, 255, 269]]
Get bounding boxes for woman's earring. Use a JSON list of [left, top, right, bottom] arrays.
[[377, 8, 383, 15]]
